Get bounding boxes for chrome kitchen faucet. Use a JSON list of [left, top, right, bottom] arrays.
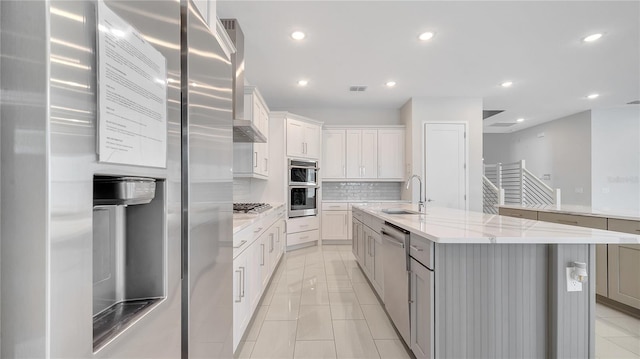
[[406, 174, 425, 213]]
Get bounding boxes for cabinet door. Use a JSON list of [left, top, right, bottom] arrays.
[[323, 130, 346, 179], [364, 228, 375, 278], [352, 220, 360, 259], [253, 142, 268, 177], [259, 234, 270, 287], [608, 244, 640, 309], [410, 259, 434, 359], [304, 123, 321, 159], [233, 252, 249, 351], [596, 244, 608, 297], [322, 210, 349, 240], [248, 239, 263, 310], [378, 129, 405, 179], [361, 129, 378, 179], [345, 130, 362, 178], [372, 231, 384, 297], [286, 119, 305, 157]]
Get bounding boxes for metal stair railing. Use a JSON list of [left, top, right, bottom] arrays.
[[482, 160, 561, 212], [482, 175, 504, 214]]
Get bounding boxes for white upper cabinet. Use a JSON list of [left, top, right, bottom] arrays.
[[323, 127, 404, 181], [234, 86, 269, 179], [323, 130, 346, 179], [377, 129, 405, 180], [286, 117, 322, 159]]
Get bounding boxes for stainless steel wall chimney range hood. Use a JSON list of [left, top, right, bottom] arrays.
[[221, 19, 267, 143]]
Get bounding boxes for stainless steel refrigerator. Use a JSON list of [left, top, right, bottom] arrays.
[[0, 0, 232, 357]]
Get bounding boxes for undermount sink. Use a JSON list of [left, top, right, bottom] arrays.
[[382, 208, 423, 215]]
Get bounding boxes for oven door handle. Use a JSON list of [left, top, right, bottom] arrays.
[[289, 185, 320, 189], [289, 165, 320, 171]]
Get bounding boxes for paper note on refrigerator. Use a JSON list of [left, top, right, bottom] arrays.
[[96, 1, 168, 168]]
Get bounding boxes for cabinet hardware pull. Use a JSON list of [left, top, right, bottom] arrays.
[[558, 219, 578, 225], [300, 236, 309, 240], [254, 227, 264, 233], [300, 224, 309, 228], [235, 270, 242, 302], [240, 267, 246, 298], [254, 152, 258, 168], [409, 244, 423, 252], [233, 240, 248, 249], [261, 244, 265, 265], [409, 299, 414, 304]]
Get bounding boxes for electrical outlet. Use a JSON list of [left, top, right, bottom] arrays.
[[566, 268, 583, 292]]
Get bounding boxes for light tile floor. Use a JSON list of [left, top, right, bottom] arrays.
[[596, 302, 640, 359], [235, 244, 410, 359], [235, 244, 640, 359]]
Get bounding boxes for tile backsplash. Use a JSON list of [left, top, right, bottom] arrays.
[[233, 178, 252, 203], [322, 182, 402, 201]]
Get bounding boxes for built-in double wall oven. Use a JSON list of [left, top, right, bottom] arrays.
[[288, 159, 319, 218]]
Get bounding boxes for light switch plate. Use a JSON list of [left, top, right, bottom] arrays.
[[566, 268, 583, 292]]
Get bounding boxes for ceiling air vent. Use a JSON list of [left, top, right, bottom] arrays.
[[490, 122, 518, 127], [627, 100, 640, 105], [483, 110, 504, 120], [349, 86, 367, 92]]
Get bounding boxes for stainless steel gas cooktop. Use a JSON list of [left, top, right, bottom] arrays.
[[233, 203, 272, 214]]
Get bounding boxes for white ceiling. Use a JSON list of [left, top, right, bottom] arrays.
[[217, 1, 640, 133]]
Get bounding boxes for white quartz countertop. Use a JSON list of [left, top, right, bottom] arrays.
[[498, 204, 640, 222], [233, 203, 285, 234], [354, 203, 640, 244], [322, 199, 411, 203]]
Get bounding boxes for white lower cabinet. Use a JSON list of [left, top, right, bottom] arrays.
[[410, 257, 434, 359], [233, 212, 285, 353], [321, 210, 349, 239], [233, 251, 249, 351]]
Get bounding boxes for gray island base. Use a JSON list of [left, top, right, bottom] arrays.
[[351, 204, 640, 359]]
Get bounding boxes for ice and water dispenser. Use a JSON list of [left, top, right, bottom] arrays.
[[92, 176, 165, 350]]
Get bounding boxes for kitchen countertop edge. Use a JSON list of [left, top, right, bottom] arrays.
[[353, 203, 640, 245]]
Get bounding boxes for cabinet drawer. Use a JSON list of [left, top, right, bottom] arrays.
[[608, 218, 640, 235], [322, 202, 348, 211], [409, 234, 434, 270], [287, 230, 319, 246], [538, 212, 607, 229], [499, 207, 538, 220], [287, 216, 319, 233]]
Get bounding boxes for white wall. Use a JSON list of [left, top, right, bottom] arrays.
[[277, 107, 400, 126], [591, 106, 640, 212], [483, 111, 592, 206], [403, 97, 484, 212]]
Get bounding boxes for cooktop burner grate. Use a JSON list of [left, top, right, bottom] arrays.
[[233, 202, 272, 214]]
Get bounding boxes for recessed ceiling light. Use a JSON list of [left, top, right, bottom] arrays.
[[418, 32, 435, 41], [516, 118, 525, 122], [291, 31, 305, 40], [297, 79, 308, 86], [587, 93, 599, 99], [583, 33, 603, 42], [386, 81, 396, 87], [501, 81, 513, 88]]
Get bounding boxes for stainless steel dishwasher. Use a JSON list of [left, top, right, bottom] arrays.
[[381, 221, 411, 344]]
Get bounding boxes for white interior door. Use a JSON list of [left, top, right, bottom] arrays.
[[424, 123, 467, 209]]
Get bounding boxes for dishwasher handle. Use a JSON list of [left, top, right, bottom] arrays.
[[381, 231, 405, 248]]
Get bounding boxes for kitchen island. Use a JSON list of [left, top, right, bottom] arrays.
[[351, 203, 640, 359]]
